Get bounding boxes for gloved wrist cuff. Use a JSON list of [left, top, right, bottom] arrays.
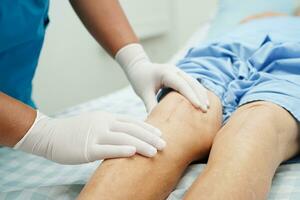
[[115, 43, 150, 71], [14, 110, 47, 149]]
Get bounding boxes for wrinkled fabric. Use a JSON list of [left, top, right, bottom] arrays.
[[177, 17, 300, 122]]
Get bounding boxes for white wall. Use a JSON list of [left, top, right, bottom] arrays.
[[33, 0, 217, 114]]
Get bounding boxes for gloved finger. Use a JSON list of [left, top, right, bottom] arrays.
[[88, 145, 136, 161], [141, 90, 158, 113], [116, 115, 161, 136], [162, 71, 204, 110], [178, 71, 209, 104], [111, 121, 166, 150], [107, 132, 157, 157], [178, 70, 210, 109]]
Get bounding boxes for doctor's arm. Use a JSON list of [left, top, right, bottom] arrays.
[[70, 0, 210, 113], [0, 92, 165, 164], [0, 92, 36, 147], [69, 0, 137, 56]]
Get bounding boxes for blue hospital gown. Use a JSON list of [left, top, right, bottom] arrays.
[[173, 17, 300, 122]]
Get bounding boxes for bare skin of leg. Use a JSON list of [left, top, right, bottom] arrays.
[[77, 91, 222, 200], [240, 7, 300, 24], [183, 101, 300, 200], [240, 12, 288, 24], [295, 7, 300, 16]]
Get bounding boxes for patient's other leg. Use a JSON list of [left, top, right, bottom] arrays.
[[295, 7, 300, 16], [78, 91, 222, 200], [184, 101, 300, 200], [240, 12, 288, 24]]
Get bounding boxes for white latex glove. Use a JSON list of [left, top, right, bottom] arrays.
[[115, 43, 209, 113], [14, 111, 165, 164]]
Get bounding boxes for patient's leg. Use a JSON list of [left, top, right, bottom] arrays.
[[184, 101, 300, 200], [78, 91, 222, 200], [295, 7, 300, 16], [240, 12, 288, 24]]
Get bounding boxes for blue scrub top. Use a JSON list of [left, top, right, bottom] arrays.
[[0, 0, 49, 108]]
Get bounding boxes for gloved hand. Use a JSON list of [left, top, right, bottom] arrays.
[[14, 111, 165, 164], [115, 43, 209, 113]]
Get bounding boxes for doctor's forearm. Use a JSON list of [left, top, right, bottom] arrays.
[[70, 0, 138, 56], [0, 92, 36, 147]]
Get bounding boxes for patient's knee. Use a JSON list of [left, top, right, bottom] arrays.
[[147, 91, 223, 159], [149, 91, 222, 134], [241, 101, 300, 159], [218, 101, 300, 161]]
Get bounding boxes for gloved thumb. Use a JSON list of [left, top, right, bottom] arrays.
[[141, 91, 158, 113]]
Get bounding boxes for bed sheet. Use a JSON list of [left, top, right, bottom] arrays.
[[1, 23, 300, 200]]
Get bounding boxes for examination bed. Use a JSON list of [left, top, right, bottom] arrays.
[[1, 22, 300, 200]]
